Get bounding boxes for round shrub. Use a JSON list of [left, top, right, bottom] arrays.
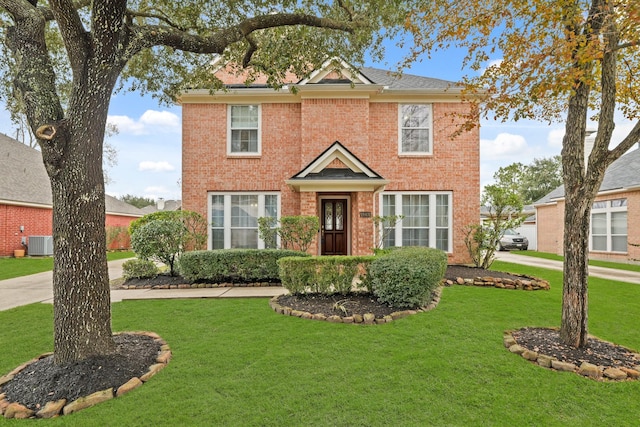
[[369, 247, 447, 308], [122, 258, 158, 280], [131, 219, 187, 276]]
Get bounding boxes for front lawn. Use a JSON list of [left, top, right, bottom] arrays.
[[1, 261, 639, 426], [0, 251, 135, 281]]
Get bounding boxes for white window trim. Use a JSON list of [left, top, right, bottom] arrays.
[[227, 104, 262, 156], [208, 192, 280, 249], [398, 104, 433, 156], [590, 199, 627, 253], [379, 191, 453, 253]]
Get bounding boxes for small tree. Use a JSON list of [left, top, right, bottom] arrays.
[[130, 220, 187, 276], [258, 216, 319, 252], [371, 214, 404, 251], [129, 210, 207, 252]]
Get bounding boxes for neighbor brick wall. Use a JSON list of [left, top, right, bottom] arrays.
[[536, 203, 562, 255], [0, 204, 52, 256]]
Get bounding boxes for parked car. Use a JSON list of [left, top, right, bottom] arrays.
[[499, 229, 529, 251]]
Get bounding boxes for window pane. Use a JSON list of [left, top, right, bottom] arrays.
[[231, 229, 258, 248], [611, 199, 627, 207], [211, 229, 224, 250], [211, 195, 224, 227], [611, 212, 627, 235], [402, 129, 429, 152], [382, 195, 396, 248], [231, 195, 258, 227], [403, 228, 428, 246], [436, 228, 449, 251], [401, 105, 429, 128], [231, 129, 258, 152], [592, 236, 607, 251], [591, 213, 606, 235], [612, 236, 627, 252], [230, 105, 258, 128], [325, 203, 333, 231], [403, 195, 428, 227], [265, 195, 278, 218], [436, 195, 449, 227], [336, 202, 344, 231], [592, 201, 607, 209]]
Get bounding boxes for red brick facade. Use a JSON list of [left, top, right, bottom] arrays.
[[0, 204, 138, 256], [181, 66, 480, 263]]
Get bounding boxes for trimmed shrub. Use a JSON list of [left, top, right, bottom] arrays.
[[369, 247, 447, 308], [278, 255, 375, 295], [131, 219, 187, 276], [122, 258, 158, 280], [179, 249, 308, 283]]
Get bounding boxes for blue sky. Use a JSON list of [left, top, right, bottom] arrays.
[[0, 42, 635, 203]]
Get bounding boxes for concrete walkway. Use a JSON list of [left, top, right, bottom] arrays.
[[495, 251, 640, 285], [0, 258, 286, 312]]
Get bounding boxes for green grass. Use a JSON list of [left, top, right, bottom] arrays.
[[0, 251, 134, 281], [516, 250, 640, 273], [1, 261, 639, 426]]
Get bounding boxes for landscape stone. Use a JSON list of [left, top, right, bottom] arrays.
[[140, 363, 165, 382], [36, 399, 66, 419], [503, 335, 517, 348], [621, 368, 640, 379], [156, 350, 172, 364], [551, 360, 577, 372], [116, 377, 143, 397], [63, 389, 114, 415], [578, 362, 601, 379], [508, 344, 526, 355], [537, 354, 556, 368], [603, 367, 627, 380], [363, 313, 375, 324], [352, 314, 363, 323], [4, 402, 34, 419], [522, 350, 539, 361]]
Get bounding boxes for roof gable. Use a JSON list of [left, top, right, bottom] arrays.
[[292, 141, 382, 179], [297, 58, 373, 85]]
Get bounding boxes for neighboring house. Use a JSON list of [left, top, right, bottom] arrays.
[[535, 147, 640, 262], [179, 59, 480, 264], [0, 133, 144, 256]]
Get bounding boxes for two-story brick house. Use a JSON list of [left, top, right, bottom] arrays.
[[180, 59, 479, 264]]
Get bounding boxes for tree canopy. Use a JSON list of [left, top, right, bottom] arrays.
[[493, 156, 563, 204]]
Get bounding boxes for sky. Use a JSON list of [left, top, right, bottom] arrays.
[[0, 39, 636, 203]]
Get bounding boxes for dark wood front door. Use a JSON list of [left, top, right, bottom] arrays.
[[321, 199, 348, 255]]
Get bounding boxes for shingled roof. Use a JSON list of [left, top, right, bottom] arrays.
[[359, 67, 458, 90], [535, 148, 640, 204], [0, 132, 143, 217]]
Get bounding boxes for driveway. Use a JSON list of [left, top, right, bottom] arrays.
[[494, 251, 640, 285]]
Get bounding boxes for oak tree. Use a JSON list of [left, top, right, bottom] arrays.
[[0, 0, 402, 364], [406, 0, 640, 347]]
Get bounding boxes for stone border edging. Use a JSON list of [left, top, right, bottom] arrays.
[[443, 275, 550, 290], [269, 286, 443, 324], [0, 331, 172, 419], [504, 329, 640, 381]]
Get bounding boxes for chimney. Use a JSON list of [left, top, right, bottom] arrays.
[[157, 197, 165, 210]]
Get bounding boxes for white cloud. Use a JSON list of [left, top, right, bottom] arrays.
[[138, 161, 175, 172], [547, 128, 565, 148], [480, 132, 529, 161], [107, 110, 180, 136]]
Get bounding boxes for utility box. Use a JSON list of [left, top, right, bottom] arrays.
[[28, 236, 54, 256]]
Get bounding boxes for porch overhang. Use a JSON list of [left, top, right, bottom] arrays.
[[285, 178, 389, 193]]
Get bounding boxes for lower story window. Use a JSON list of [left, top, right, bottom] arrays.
[[591, 199, 627, 252], [209, 192, 279, 249], [381, 192, 452, 252]]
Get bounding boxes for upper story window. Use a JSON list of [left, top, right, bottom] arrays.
[[228, 105, 261, 155], [591, 198, 627, 252], [398, 104, 432, 155]]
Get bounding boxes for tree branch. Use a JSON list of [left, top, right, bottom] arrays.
[[125, 8, 187, 32], [48, 0, 89, 73], [607, 120, 640, 161], [35, 0, 90, 22], [91, 0, 127, 62]]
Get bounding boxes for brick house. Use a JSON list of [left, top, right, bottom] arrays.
[[535, 147, 640, 262], [0, 133, 143, 256], [180, 59, 480, 264]]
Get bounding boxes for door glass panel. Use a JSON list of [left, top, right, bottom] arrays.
[[325, 203, 333, 231], [336, 202, 343, 231]]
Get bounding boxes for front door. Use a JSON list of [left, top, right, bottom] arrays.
[[321, 199, 348, 255]]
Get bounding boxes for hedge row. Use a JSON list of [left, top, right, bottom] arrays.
[[278, 247, 447, 309], [277, 256, 375, 295], [179, 249, 309, 283]]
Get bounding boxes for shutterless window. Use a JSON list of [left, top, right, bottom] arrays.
[[209, 193, 279, 249], [591, 198, 627, 252], [380, 192, 451, 252], [229, 105, 260, 154], [399, 104, 432, 154]]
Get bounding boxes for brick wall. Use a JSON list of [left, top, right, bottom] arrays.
[[1, 203, 139, 256], [182, 97, 479, 264]]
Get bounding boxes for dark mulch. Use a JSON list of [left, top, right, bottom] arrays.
[[512, 327, 639, 369], [277, 292, 402, 318], [119, 274, 187, 288], [1, 334, 160, 412]]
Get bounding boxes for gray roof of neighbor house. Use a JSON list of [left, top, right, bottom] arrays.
[[139, 199, 182, 214], [0, 132, 143, 217], [535, 147, 640, 205], [359, 67, 458, 90]]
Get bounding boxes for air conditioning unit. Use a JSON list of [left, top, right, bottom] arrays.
[[28, 236, 53, 256]]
